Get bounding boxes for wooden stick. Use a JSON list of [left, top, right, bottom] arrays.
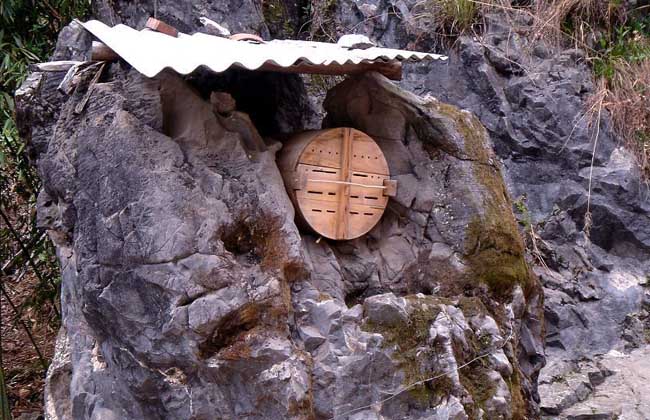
[[91, 41, 119, 61], [308, 179, 387, 189], [336, 128, 353, 239]]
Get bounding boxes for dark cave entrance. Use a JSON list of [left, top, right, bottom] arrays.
[[185, 67, 317, 138]]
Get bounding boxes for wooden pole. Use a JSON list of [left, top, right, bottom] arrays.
[[258, 60, 403, 80], [91, 41, 119, 61], [90, 41, 403, 80]]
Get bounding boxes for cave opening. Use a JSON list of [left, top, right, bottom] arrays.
[[185, 67, 316, 138]]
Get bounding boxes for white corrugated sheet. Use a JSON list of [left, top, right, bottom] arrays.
[[79, 20, 446, 78]]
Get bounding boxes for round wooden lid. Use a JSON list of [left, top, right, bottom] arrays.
[[290, 128, 390, 240]]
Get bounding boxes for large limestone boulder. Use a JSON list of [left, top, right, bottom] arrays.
[[15, 12, 544, 419]]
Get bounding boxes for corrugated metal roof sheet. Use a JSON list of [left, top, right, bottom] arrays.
[[79, 20, 447, 78]]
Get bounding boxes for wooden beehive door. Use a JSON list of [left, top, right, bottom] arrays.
[[293, 128, 390, 240]]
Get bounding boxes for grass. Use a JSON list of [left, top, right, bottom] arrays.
[[410, 0, 650, 180], [420, 0, 481, 35], [548, 2, 650, 180], [1, 1, 91, 417]]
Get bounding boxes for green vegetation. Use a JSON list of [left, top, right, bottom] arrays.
[[307, 0, 339, 41], [513, 197, 529, 225], [428, 100, 531, 299], [591, 14, 650, 179], [1, 0, 91, 310], [362, 298, 445, 405], [419, 0, 481, 36], [1, 0, 90, 416], [592, 17, 650, 80], [262, 0, 300, 39], [362, 296, 521, 412]]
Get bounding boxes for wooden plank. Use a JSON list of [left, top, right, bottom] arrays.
[[336, 128, 353, 239], [145, 17, 179, 37], [350, 128, 390, 174], [258, 60, 403, 81], [298, 129, 343, 169], [301, 200, 338, 239], [347, 202, 383, 235]]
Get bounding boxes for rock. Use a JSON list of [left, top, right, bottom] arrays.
[[363, 293, 409, 327], [539, 370, 593, 414], [560, 347, 650, 420], [17, 4, 547, 419], [337, 34, 375, 49], [50, 20, 92, 61], [566, 411, 620, 420], [93, 0, 270, 37], [17, 62, 544, 418], [210, 91, 236, 115], [384, 7, 650, 418]]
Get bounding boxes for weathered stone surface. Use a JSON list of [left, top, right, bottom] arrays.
[[17, 28, 545, 418], [320, 4, 650, 418], [540, 347, 650, 420], [93, 0, 269, 38]]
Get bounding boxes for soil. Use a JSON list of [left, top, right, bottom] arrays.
[[1, 268, 58, 419]]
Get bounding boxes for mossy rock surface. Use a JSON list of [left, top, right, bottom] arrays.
[[428, 100, 532, 300], [362, 296, 446, 406]]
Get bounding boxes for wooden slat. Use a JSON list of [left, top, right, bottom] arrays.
[[298, 129, 343, 169], [336, 129, 352, 239], [350, 129, 390, 175], [301, 200, 338, 239], [280, 128, 396, 240]]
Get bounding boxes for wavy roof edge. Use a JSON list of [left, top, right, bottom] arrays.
[[79, 20, 447, 79]]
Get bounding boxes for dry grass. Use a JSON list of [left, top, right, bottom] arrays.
[[411, 0, 514, 41], [604, 59, 650, 179], [530, 0, 621, 46], [409, 0, 650, 235], [411, 0, 650, 180], [528, 1, 650, 179], [418, 0, 481, 35]]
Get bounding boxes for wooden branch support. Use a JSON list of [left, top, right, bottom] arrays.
[[30, 60, 81, 72], [74, 62, 106, 114], [259, 60, 403, 80], [91, 40, 119, 61], [90, 41, 403, 80]]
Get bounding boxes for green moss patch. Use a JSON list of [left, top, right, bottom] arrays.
[[440, 103, 532, 299], [362, 297, 447, 406]]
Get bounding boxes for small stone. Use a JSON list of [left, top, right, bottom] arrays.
[[363, 293, 408, 327], [337, 34, 375, 50], [210, 91, 236, 114], [299, 326, 327, 352], [342, 304, 363, 322]]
